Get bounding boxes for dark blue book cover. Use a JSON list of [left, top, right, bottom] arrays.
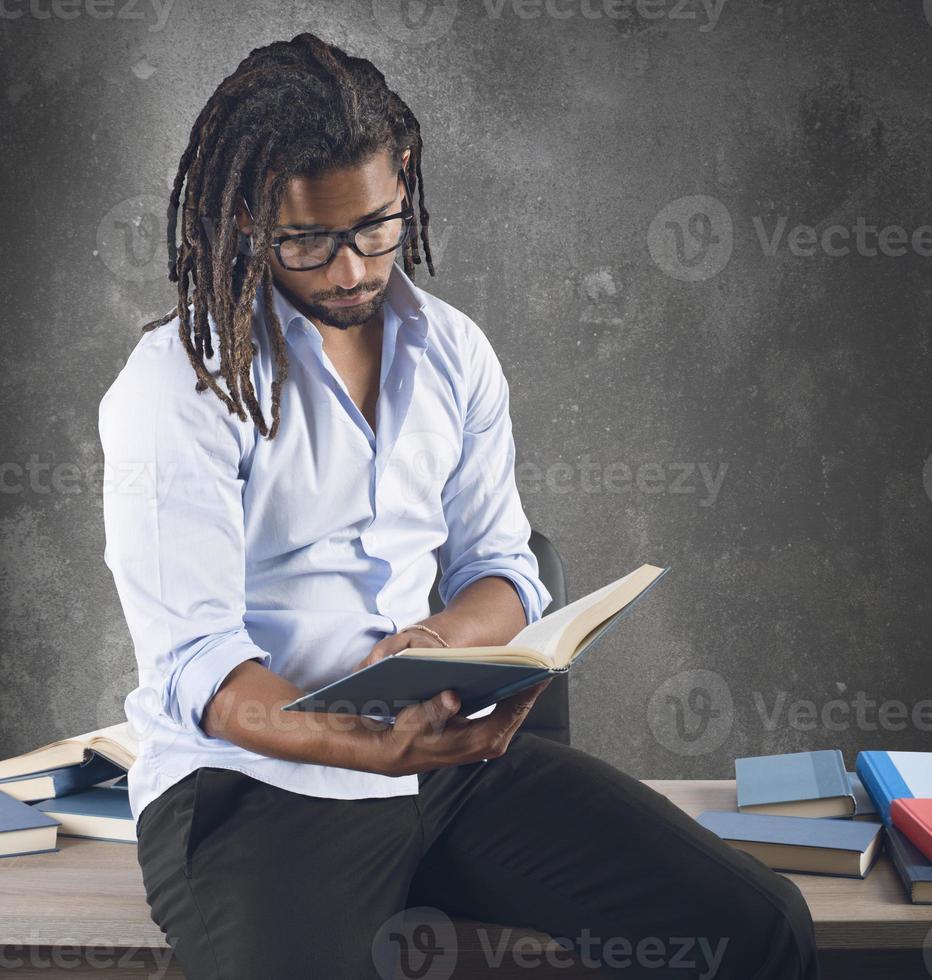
[[698, 810, 881, 851], [281, 564, 670, 720], [697, 809, 883, 878], [885, 825, 932, 904]]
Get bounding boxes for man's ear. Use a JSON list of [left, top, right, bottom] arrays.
[[401, 147, 412, 172]]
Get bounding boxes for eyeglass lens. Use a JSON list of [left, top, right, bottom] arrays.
[[277, 215, 407, 269]]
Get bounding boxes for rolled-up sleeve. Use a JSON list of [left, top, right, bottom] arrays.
[[437, 319, 552, 626], [98, 333, 271, 738]]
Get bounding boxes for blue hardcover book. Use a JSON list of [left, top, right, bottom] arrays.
[[735, 749, 855, 818], [33, 786, 135, 843], [0, 754, 125, 803], [855, 751, 932, 827], [280, 565, 669, 720], [885, 825, 932, 904], [696, 810, 883, 878], [0, 790, 60, 858]]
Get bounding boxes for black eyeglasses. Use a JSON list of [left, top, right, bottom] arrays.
[[241, 169, 415, 271]]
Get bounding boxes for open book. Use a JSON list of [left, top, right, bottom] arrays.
[[0, 722, 138, 782], [281, 563, 669, 721]]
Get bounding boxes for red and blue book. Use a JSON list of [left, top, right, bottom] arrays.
[[855, 751, 932, 904], [890, 798, 932, 863], [855, 751, 932, 827]]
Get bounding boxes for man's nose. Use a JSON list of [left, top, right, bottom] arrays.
[[325, 244, 367, 290]]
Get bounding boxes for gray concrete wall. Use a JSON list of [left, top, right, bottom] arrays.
[[1, 0, 929, 778]]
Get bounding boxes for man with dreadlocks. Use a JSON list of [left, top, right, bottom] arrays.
[[99, 31, 820, 980]]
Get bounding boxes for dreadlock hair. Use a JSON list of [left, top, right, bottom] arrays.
[[141, 31, 435, 440]]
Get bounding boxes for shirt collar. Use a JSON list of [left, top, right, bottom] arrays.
[[267, 263, 430, 345]]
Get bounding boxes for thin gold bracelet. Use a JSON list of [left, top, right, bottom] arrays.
[[397, 623, 450, 647]]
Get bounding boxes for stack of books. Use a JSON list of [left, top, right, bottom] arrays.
[[695, 748, 932, 903], [0, 723, 138, 858], [857, 751, 932, 904]]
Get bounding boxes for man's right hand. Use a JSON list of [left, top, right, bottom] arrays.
[[374, 678, 554, 777]]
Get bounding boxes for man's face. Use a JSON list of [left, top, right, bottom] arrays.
[[236, 147, 410, 331]]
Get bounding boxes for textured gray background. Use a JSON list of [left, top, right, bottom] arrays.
[[1, 0, 929, 779]]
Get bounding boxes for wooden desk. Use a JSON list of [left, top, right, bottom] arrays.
[[1, 780, 930, 978]]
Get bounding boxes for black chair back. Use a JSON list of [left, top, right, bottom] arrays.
[[427, 529, 570, 744]]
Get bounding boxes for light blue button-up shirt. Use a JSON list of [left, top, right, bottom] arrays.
[[99, 262, 552, 828]]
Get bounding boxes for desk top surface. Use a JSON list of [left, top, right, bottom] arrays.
[[1, 779, 930, 950]]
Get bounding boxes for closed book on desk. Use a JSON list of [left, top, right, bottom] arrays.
[[891, 798, 932, 863], [855, 751, 932, 826], [696, 810, 883, 878], [0, 790, 60, 858], [33, 786, 135, 843], [0, 722, 137, 782], [885, 825, 932, 904], [0, 754, 125, 803], [281, 563, 669, 720], [736, 750, 855, 818]]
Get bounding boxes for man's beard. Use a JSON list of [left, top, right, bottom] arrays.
[[302, 280, 390, 330]]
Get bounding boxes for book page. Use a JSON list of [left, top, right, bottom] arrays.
[[74, 721, 140, 757], [506, 574, 637, 660]]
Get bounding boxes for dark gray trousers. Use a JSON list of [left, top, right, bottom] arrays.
[[136, 730, 821, 979]]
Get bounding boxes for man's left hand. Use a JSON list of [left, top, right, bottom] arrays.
[[350, 626, 449, 674]]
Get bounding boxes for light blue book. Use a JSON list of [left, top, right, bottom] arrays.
[[735, 749, 855, 818], [856, 751, 932, 827], [697, 810, 883, 878], [0, 754, 125, 803], [0, 790, 60, 858], [33, 786, 135, 843]]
